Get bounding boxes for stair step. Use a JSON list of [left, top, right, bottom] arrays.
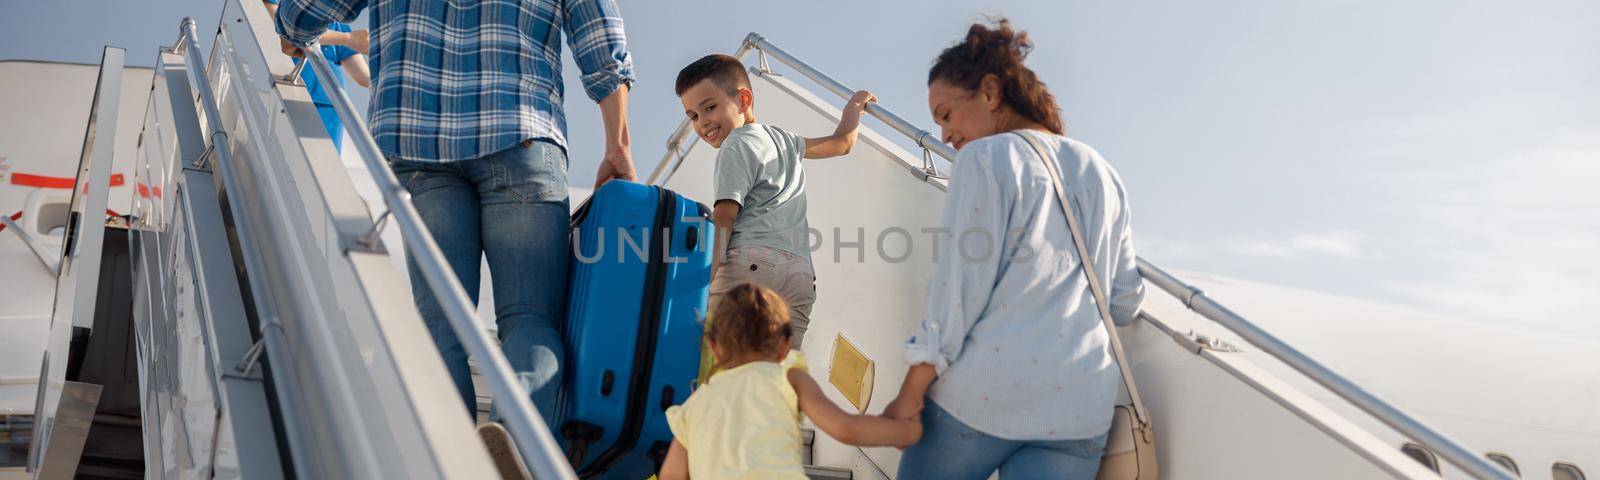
[[469, 357, 492, 423], [804, 465, 852, 480], [800, 427, 815, 465]]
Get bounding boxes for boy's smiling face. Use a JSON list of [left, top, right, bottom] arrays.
[[680, 79, 751, 148]]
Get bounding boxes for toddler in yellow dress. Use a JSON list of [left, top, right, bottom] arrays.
[[660, 283, 920, 479]]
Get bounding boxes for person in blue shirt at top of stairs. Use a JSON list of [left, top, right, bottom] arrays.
[[264, 0, 371, 152]]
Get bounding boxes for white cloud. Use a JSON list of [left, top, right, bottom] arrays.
[[1288, 233, 1362, 259], [1233, 233, 1362, 260], [1235, 241, 1297, 259], [1135, 235, 1199, 260], [1370, 142, 1600, 338]]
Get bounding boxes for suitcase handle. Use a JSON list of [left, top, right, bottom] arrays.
[[569, 194, 594, 230]]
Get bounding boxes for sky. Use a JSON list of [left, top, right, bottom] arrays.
[[2, 0, 1596, 339]]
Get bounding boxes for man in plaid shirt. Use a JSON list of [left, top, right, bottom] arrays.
[[274, 0, 636, 441]]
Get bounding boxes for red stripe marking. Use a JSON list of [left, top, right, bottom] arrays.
[[0, 211, 20, 234], [135, 183, 165, 199], [11, 172, 126, 189], [12, 173, 73, 189]]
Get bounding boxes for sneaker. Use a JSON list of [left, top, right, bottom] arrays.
[[478, 422, 532, 480]]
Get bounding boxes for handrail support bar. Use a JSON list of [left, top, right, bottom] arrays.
[[1138, 260, 1514, 480]]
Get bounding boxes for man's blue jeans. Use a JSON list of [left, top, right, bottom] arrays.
[[898, 400, 1109, 479], [390, 139, 570, 422]]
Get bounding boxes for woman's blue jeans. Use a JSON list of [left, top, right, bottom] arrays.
[[390, 139, 570, 422], [897, 400, 1109, 479]]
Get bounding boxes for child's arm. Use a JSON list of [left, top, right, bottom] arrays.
[[327, 28, 370, 54], [659, 440, 690, 480], [803, 91, 876, 159], [341, 54, 371, 88], [710, 200, 739, 279], [787, 369, 921, 447]]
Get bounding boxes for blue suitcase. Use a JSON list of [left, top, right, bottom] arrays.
[[559, 180, 713, 478]]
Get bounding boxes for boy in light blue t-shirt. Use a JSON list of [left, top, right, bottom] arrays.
[[675, 53, 874, 345]]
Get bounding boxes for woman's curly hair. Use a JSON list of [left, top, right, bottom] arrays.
[[928, 18, 1065, 135]]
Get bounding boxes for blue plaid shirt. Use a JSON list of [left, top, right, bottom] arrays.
[[275, 0, 635, 162]]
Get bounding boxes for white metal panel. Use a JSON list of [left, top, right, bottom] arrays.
[[0, 60, 152, 415], [30, 46, 125, 476]]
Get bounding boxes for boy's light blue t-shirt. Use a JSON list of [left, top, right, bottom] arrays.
[[714, 123, 811, 264]]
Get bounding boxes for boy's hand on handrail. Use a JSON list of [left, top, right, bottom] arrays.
[[844, 90, 877, 118], [801, 90, 876, 159]]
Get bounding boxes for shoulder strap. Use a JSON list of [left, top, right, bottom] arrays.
[[1011, 131, 1151, 428]]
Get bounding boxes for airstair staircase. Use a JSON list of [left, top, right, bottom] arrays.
[[14, 1, 1520, 479]]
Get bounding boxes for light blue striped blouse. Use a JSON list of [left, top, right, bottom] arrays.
[[904, 130, 1145, 441]]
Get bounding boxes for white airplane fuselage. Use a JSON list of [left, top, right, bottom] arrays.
[[1, 52, 1595, 480]]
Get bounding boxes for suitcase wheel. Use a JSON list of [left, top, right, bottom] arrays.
[[561, 421, 604, 467]]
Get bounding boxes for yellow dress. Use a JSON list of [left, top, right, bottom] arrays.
[[665, 352, 809, 480]]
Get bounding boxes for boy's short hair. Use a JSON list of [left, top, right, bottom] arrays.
[[675, 54, 751, 98], [709, 283, 791, 358]]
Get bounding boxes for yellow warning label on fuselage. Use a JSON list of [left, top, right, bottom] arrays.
[[829, 334, 874, 413]]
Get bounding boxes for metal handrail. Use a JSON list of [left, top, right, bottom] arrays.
[[747, 34, 954, 163], [177, 17, 315, 477], [1136, 260, 1512, 480], [649, 32, 1516, 480], [0, 215, 61, 274], [297, 41, 577, 480]]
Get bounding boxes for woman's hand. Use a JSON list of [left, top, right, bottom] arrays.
[[882, 395, 923, 451], [882, 392, 923, 422], [883, 363, 937, 421]]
